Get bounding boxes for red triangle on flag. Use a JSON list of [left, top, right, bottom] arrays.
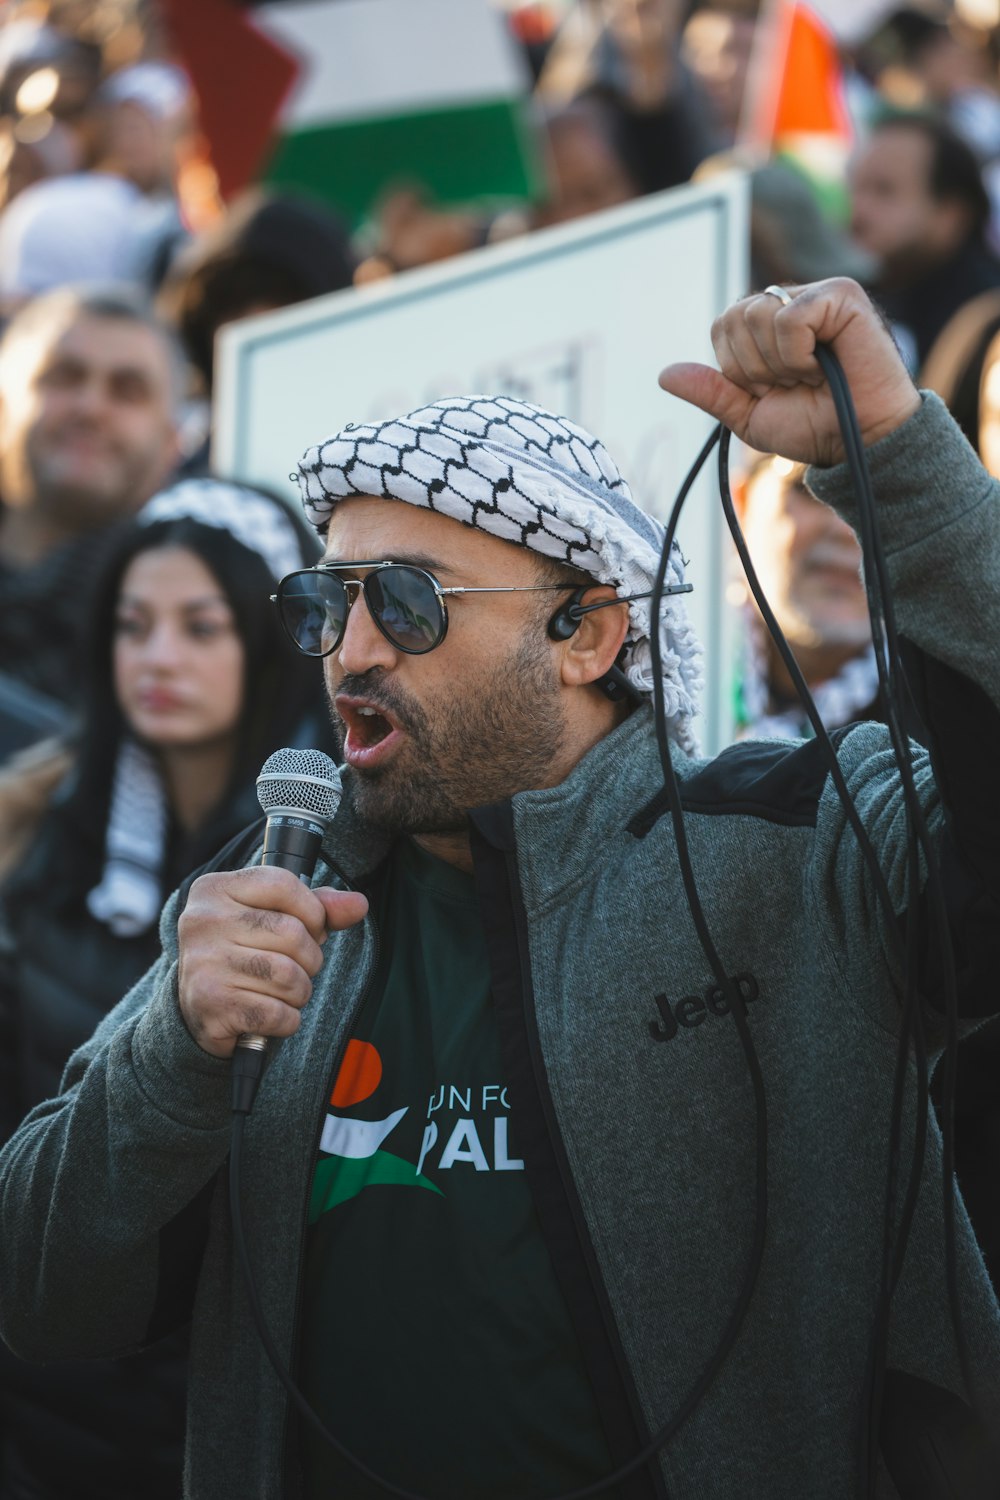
[[742, 0, 851, 152], [161, 0, 302, 199]]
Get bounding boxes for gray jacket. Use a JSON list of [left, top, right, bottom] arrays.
[[1, 393, 999, 1499]]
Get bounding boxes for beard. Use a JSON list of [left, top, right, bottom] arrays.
[[777, 541, 871, 650], [29, 425, 162, 530], [328, 628, 566, 835]]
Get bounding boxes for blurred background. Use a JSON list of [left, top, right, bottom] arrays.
[[2, 4, 1000, 1497]]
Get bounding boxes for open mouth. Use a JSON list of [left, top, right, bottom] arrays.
[[336, 696, 403, 758], [352, 705, 394, 748]]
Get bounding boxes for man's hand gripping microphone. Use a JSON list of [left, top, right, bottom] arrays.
[[231, 748, 341, 1115]]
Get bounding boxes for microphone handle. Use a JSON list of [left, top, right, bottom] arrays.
[[232, 812, 326, 1113]]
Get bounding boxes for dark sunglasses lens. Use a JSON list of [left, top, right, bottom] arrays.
[[366, 566, 444, 653], [279, 572, 347, 656]]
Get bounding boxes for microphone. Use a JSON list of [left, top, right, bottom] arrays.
[[255, 746, 341, 881], [231, 748, 341, 1114]]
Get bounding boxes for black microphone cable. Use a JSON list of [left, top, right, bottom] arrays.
[[791, 348, 975, 1496], [713, 417, 931, 1496], [228, 348, 976, 1500], [624, 384, 928, 1481], [695, 347, 976, 1497], [643, 421, 773, 1427], [815, 349, 974, 1493], [813, 350, 925, 1495]]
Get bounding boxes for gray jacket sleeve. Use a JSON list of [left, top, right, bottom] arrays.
[[806, 391, 1000, 1023], [0, 888, 233, 1360]]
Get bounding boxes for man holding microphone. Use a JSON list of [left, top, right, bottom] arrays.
[[1, 278, 998, 1499]]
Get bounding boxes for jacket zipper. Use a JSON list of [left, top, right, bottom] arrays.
[[500, 842, 669, 1500]]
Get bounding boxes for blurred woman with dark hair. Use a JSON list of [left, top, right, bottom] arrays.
[[0, 477, 325, 1500]]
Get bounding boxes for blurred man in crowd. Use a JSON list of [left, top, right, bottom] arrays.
[[680, 2, 757, 148], [0, 286, 180, 745], [537, 0, 716, 193], [850, 113, 1000, 373], [860, 9, 1000, 170], [91, 61, 192, 201], [158, 190, 356, 399], [353, 97, 641, 286], [0, 63, 193, 310], [733, 452, 878, 739], [535, 98, 638, 226]]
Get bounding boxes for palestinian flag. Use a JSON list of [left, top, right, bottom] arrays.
[[164, 0, 541, 224], [740, 0, 853, 217]]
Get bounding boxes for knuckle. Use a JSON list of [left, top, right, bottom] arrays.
[[257, 950, 309, 1002], [180, 981, 236, 1042], [186, 871, 229, 908], [236, 1002, 269, 1037], [269, 951, 297, 988], [273, 1006, 302, 1038], [232, 951, 274, 984], [275, 955, 311, 1003], [177, 904, 206, 941], [237, 905, 287, 938], [235, 998, 300, 1039]]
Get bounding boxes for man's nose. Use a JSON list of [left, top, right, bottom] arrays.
[[69, 377, 113, 421], [336, 585, 399, 675]]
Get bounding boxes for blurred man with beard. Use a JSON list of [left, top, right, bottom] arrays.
[[3, 279, 1000, 1498], [733, 451, 878, 738], [0, 286, 180, 744], [849, 113, 1000, 375]]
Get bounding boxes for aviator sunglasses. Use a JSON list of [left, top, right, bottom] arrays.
[[272, 561, 692, 658]]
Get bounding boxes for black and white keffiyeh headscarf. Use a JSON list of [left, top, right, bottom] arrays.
[[295, 394, 703, 753], [87, 480, 303, 937]]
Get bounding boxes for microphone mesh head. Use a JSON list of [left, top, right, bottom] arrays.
[[256, 748, 341, 822]]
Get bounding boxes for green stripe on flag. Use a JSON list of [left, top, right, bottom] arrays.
[[264, 97, 543, 225], [309, 1151, 443, 1222]]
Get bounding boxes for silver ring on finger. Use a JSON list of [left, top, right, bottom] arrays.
[[762, 283, 794, 307]]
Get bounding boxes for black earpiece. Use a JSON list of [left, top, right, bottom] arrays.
[[546, 588, 588, 641], [547, 590, 644, 705], [548, 582, 693, 644]]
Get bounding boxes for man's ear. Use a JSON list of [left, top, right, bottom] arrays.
[[553, 585, 630, 691]]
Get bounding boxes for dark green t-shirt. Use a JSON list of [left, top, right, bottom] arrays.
[[299, 839, 615, 1499]]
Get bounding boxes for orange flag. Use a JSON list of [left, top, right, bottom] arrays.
[[742, 0, 852, 155]]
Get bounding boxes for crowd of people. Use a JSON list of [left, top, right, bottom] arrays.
[[0, 0, 998, 1497]]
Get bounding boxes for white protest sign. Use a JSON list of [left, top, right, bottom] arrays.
[[215, 173, 749, 751]]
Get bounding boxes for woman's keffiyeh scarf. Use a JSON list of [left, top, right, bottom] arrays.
[[138, 478, 304, 581], [296, 394, 703, 753], [86, 736, 168, 936], [87, 479, 302, 936]]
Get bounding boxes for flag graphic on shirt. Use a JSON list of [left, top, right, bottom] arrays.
[[309, 1039, 442, 1223], [163, 0, 541, 222]]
